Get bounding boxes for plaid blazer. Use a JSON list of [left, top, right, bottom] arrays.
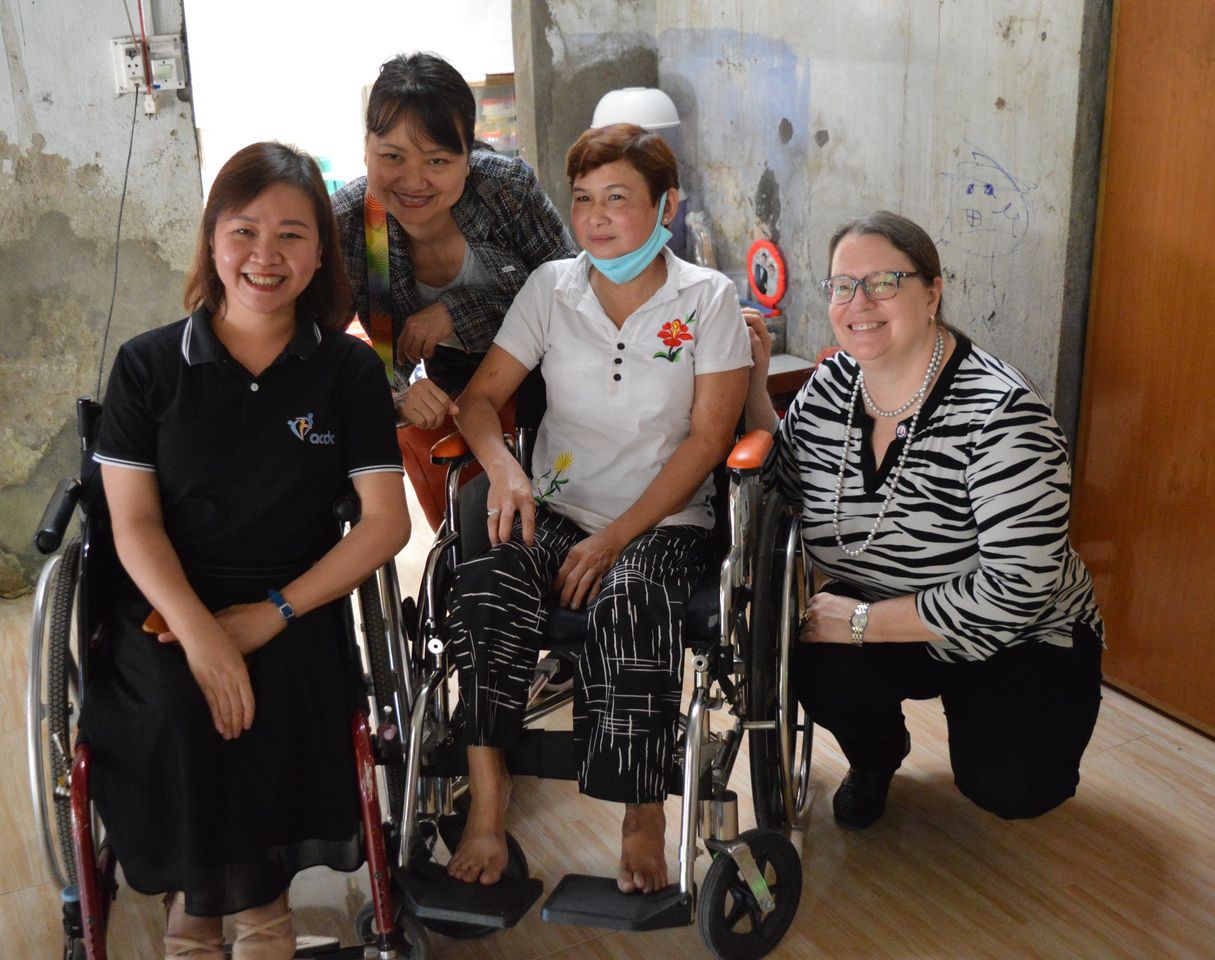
[[332, 152, 575, 389]]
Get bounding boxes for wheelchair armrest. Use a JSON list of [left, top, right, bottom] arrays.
[[430, 432, 474, 466], [726, 430, 774, 477], [33, 477, 81, 555]]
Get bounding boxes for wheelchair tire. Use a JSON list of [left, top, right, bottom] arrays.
[[747, 498, 800, 834], [357, 576, 407, 826], [31, 537, 83, 889], [354, 901, 432, 958], [697, 828, 802, 960]]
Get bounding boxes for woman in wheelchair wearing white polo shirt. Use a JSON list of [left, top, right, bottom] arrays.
[[447, 124, 751, 894]]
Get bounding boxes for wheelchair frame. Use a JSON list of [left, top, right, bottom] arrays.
[[28, 398, 813, 959], [353, 427, 813, 959], [26, 398, 426, 960]]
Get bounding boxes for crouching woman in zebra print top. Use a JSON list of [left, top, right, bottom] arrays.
[[743, 210, 1103, 829]]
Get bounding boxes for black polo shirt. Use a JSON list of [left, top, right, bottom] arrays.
[[95, 308, 403, 569]]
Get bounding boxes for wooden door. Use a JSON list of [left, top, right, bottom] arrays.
[[1072, 0, 1215, 733]]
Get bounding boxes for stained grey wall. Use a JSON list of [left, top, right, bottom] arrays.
[[0, 0, 202, 595], [514, 0, 1108, 437], [513, 0, 658, 215]]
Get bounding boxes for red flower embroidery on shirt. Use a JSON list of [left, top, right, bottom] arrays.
[[659, 319, 693, 347], [653, 309, 698, 362]]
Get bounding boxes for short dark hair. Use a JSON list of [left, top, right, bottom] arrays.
[[184, 142, 351, 329], [828, 210, 947, 326], [565, 123, 679, 204], [365, 52, 475, 155]]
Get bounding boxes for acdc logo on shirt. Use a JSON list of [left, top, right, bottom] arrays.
[[287, 413, 336, 445]]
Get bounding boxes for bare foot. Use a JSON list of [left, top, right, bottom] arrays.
[[447, 747, 512, 885], [617, 802, 668, 894]]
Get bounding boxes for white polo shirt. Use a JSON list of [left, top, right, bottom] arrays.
[[494, 248, 751, 533]]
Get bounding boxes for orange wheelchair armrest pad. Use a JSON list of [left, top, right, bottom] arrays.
[[142, 609, 169, 634], [430, 432, 471, 464], [727, 430, 775, 473]]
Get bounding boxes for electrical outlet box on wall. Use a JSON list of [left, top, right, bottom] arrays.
[[110, 35, 187, 95]]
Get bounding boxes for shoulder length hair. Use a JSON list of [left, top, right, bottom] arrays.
[[183, 142, 352, 329]]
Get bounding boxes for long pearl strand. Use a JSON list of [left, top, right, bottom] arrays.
[[832, 328, 945, 558]]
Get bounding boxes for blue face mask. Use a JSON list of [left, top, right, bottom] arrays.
[[586, 193, 672, 285]]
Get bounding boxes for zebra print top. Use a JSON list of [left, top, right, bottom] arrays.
[[774, 334, 1103, 663]]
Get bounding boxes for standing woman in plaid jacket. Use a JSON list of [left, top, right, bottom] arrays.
[[332, 52, 576, 529]]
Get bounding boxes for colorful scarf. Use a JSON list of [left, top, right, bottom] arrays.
[[363, 191, 395, 380]]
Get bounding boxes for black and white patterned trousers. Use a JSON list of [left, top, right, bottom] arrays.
[[448, 507, 707, 804]]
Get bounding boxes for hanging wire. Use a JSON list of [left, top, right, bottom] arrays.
[[95, 92, 140, 399]]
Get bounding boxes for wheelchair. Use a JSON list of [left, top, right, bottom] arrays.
[[354, 420, 814, 959], [26, 397, 428, 960]]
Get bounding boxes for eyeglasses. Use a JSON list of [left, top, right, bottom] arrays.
[[819, 271, 921, 305]]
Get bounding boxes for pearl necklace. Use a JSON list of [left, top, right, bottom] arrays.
[[859, 328, 945, 417], [832, 328, 945, 558]]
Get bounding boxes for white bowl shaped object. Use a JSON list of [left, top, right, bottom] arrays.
[[591, 87, 680, 131]]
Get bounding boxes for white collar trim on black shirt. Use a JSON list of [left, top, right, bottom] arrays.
[[180, 309, 323, 366]]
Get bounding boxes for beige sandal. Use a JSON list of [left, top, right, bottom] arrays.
[[233, 911, 295, 960], [164, 892, 224, 959], [164, 934, 226, 959]]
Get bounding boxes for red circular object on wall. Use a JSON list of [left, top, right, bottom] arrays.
[[746, 239, 787, 308]]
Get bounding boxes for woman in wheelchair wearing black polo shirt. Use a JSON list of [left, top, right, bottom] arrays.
[[83, 143, 409, 959], [446, 124, 751, 894]]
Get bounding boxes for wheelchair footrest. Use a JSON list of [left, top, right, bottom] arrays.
[[402, 860, 543, 929], [540, 875, 692, 931]]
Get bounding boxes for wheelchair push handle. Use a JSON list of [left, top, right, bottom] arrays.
[[333, 493, 361, 525], [33, 478, 82, 555]]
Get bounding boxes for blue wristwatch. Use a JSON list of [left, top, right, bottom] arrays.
[[267, 588, 295, 623]]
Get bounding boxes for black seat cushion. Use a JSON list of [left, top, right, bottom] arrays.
[[541, 573, 720, 656]]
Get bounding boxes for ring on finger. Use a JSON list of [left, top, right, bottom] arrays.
[[487, 507, 501, 517]]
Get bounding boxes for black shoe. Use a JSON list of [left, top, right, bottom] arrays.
[[832, 767, 897, 829], [832, 731, 911, 830]]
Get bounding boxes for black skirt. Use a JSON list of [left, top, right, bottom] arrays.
[[78, 563, 364, 917]]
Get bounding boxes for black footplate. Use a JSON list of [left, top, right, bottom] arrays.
[[540, 875, 692, 931], [401, 860, 543, 929]]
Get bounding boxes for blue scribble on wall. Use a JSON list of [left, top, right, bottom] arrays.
[[939, 145, 1036, 258]]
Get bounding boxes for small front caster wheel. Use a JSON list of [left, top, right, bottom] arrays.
[[697, 828, 802, 960]]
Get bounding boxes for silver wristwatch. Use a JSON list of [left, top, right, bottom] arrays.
[[849, 602, 871, 646]]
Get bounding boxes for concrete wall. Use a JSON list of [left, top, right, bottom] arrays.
[[513, 0, 659, 215], [0, 0, 202, 596], [514, 0, 1109, 435]]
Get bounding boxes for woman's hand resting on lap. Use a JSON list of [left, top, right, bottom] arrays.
[[553, 528, 627, 610], [177, 627, 255, 740], [486, 461, 536, 546]]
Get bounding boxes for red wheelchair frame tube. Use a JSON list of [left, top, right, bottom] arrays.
[[70, 743, 108, 960], [353, 710, 397, 942]]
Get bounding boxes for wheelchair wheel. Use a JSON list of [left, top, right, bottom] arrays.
[[697, 828, 802, 960], [354, 901, 432, 958], [28, 537, 83, 889], [747, 498, 801, 833], [357, 576, 407, 825]]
